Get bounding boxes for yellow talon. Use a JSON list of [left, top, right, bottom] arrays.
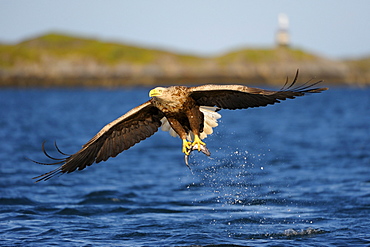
[[182, 139, 192, 155], [192, 135, 205, 152]]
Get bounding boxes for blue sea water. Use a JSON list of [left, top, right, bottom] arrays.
[[0, 86, 369, 246]]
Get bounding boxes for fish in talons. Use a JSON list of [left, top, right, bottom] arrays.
[[184, 143, 211, 169]]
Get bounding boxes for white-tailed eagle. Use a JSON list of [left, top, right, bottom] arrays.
[[33, 71, 327, 182]]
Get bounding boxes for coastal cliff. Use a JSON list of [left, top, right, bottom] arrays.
[[0, 33, 368, 87]]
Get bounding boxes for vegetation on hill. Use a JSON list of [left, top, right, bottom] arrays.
[[0, 33, 368, 87], [343, 57, 370, 85], [0, 33, 203, 66]]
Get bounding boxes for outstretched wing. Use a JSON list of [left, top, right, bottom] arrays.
[[33, 101, 163, 182], [189, 70, 328, 110]]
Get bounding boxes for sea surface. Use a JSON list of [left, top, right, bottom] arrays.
[[0, 86, 369, 246]]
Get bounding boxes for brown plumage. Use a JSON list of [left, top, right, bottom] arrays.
[[32, 70, 327, 182]]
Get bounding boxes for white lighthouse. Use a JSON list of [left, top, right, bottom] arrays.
[[276, 13, 290, 47]]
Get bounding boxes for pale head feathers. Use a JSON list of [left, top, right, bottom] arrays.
[[149, 86, 189, 110]]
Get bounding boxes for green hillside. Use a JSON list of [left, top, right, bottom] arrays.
[[0, 33, 203, 67], [217, 47, 319, 64], [0, 33, 368, 87]]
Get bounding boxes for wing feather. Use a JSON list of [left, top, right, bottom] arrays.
[[33, 101, 163, 182], [189, 70, 327, 110]]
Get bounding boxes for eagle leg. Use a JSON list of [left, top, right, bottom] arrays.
[[192, 135, 205, 152], [182, 139, 192, 155]]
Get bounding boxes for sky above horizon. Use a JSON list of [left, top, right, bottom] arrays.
[[1, 1, 370, 59]]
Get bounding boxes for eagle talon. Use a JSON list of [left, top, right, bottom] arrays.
[[192, 135, 205, 152], [182, 139, 192, 155]]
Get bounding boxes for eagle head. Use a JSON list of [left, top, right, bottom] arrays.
[[149, 87, 179, 104], [149, 86, 188, 109], [149, 87, 167, 98]]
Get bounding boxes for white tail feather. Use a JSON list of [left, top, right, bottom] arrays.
[[160, 106, 221, 141], [160, 117, 178, 137]]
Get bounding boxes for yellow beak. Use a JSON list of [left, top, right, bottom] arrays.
[[149, 89, 161, 97]]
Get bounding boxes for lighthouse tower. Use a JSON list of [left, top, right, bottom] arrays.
[[276, 13, 290, 47]]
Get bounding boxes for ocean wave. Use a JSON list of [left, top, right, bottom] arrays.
[[0, 197, 36, 205]]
